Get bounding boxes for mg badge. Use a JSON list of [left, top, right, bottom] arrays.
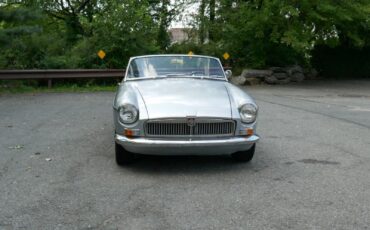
[[187, 117, 196, 127]]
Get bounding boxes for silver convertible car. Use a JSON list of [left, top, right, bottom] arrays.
[[113, 54, 259, 165]]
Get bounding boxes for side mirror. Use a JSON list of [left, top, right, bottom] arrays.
[[225, 70, 232, 79]]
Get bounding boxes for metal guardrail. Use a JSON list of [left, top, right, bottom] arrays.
[[0, 68, 232, 87], [0, 69, 125, 88], [0, 68, 234, 80], [0, 69, 125, 79]]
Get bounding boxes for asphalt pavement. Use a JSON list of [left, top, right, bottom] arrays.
[[0, 80, 370, 229]]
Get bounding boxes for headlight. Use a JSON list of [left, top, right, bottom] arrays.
[[118, 104, 138, 124], [239, 103, 258, 123]]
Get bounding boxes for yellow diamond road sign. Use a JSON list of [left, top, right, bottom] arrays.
[[223, 52, 230, 60], [97, 50, 106, 59]]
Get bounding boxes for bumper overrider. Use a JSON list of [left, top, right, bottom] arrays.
[[115, 134, 260, 155]]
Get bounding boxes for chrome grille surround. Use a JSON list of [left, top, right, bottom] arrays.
[[145, 119, 235, 137]]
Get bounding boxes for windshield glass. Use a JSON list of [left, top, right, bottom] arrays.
[[126, 56, 225, 80]]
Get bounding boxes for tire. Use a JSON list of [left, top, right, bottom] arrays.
[[231, 144, 256, 162], [115, 142, 137, 165]]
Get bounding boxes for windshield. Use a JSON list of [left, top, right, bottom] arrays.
[[126, 56, 225, 80]]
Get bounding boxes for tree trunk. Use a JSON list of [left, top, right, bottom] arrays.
[[209, 0, 215, 41], [157, 0, 170, 50], [199, 0, 206, 44]]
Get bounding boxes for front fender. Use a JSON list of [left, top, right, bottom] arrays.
[[113, 82, 149, 135]]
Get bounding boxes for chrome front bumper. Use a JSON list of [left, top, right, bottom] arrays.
[[115, 134, 259, 155]]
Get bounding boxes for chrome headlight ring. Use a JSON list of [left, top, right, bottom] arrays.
[[118, 104, 139, 124], [239, 103, 258, 124]]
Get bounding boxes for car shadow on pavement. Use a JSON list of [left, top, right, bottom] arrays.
[[119, 154, 268, 175]]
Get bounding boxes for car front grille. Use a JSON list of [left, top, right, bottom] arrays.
[[145, 119, 235, 137]]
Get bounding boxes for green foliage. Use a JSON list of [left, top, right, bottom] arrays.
[[0, 4, 42, 45], [312, 45, 370, 79], [91, 0, 159, 67], [195, 0, 370, 70], [0, 0, 369, 79], [0, 0, 168, 69]]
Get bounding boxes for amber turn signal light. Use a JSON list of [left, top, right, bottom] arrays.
[[124, 129, 134, 137], [123, 128, 140, 137], [246, 128, 254, 137]]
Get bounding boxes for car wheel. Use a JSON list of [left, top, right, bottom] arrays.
[[115, 143, 137, 165], [231, 144, 255, 162]]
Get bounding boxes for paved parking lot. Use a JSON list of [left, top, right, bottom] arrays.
[[1, 80, 370, 229]]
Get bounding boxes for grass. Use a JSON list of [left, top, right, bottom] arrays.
[[0, 80, 118, 94]]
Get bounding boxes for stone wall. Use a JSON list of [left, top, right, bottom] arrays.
[[230, 66, 318, 86]]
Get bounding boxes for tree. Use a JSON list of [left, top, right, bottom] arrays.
[[0, 3, 42, 45], [39, 0, 97, 43], [1, 0, 369, 75], [208, 0, 215, 41], [207, 0, 370, 68], [149, 0, 186, 50], [195, 0, 217, 43], [83, 0, 159, 67], [198, 0, 206, 44], [0, 0, 163, 69], [157, 0, 171, 50]]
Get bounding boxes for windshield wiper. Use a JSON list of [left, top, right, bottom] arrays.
[[164, 73, 188, 77], [154, 74, 225, 80], [198, 75, 225, 80]]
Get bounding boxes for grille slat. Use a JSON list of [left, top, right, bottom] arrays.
[[146, 119, 235, 136]]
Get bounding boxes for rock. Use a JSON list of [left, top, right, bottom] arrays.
[[285, 65, 304, 76], [273, 72, 289, 80], [290, 72, 305, 82], [264, 75, 278, 84], [238, 65, 307, 84], [230, 75, 247, 85], [245, 77, 262, 86], [305, 68, 319, 79], [241, 69, 273, 78], [269, 72, 291, 84], [277, 78, 291, 84], [269, 67, 285, 73], [285, 65, 305, 82]]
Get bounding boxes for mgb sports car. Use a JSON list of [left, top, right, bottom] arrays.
[[113, 54, 259, 165]]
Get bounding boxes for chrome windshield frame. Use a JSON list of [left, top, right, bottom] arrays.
[[123, 54, 228, 82]]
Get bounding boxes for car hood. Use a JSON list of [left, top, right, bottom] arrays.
[[133, 78, 232, 119]]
